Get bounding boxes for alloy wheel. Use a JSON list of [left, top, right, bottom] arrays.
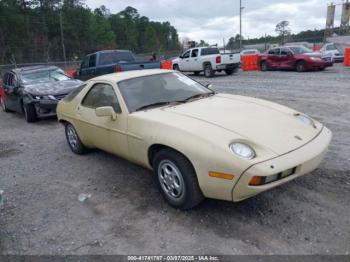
[[158, 160, 185, 200]]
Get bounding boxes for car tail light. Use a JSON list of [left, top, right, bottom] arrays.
[[115, 64, 122, 72], [216, 56, 221, 64]]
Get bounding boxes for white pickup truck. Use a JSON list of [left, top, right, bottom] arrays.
[[172, 47, 240, 78]]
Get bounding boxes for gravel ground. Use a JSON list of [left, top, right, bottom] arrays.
[[0, 64, 349, 255]]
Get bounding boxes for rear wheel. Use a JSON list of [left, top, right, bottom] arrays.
[[204, 64, 214, 78], [65, 123, 88, 155], [296, 61, 306, 72], [0, 96, 9, 112], [23, 104, 37, 123], [153, 149, 204, 210], [225, 69, 234, 75], [261, 61, 268, 71]]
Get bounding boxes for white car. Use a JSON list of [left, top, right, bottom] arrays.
[[240, 49, 260, 56], [320, 43, 344, 63], [172, 47, 240, 78]]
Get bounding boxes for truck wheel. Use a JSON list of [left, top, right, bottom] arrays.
[[1, 96, 9, 112], [173, 64, 180, 71], [225, 69, 234, 75], [65, 123, 89, 155], [261, 61, 268, 71], [204, 64, 214, 78], [23, 104, 37, 123], [296, 61, 306, 72], [153, 149, 204, 210]]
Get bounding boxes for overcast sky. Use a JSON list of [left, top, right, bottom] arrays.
[[85, 0, 338, 44]]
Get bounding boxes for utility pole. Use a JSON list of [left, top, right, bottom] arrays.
[[59, 12, 67, 63], [239, 0, 244, 50]]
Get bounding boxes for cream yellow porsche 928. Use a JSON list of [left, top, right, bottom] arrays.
[[57, 69, 332, 210]]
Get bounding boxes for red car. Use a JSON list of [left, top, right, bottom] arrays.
[[259, 46, 333, 72]]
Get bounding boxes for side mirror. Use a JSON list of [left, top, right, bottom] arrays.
[[95, 106, 117, 121], [179, 55, 183, 59]]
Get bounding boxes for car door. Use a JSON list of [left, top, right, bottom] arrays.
[[76, 82, 128, 157], [79, 54, 97, 80], [279, 48, 295, 69], [3, 72, 21, 112], [267, 48, 280, 68], [189, 49, 200, 71], [178, 50, 191, 71]]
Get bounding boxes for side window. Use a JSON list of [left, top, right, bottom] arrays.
[[268, 49, 280, 55], [280, 49, 292, 55], [82, 83, 122, 113], [89, 54, 97, 68], [182, 51, 190, 59], [191, 49, 199, 58], [81, 56, 89, 69]]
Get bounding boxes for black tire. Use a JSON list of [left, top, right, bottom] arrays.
[[65, 123, 89, 155], [23, 103, 37, 123], [0, 96, 9, 112], [204, 64, 214, 78], [173, 64, 180, 71], [296, 61, 306, 72], [153, 149, 204, 210], [225, 69, 234, 75], [193, 71, 200, 76], [261, 61, 268, 71]]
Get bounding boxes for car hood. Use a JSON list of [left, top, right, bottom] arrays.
[[160, 94, 323, 155], [24, 79, 83, 96]]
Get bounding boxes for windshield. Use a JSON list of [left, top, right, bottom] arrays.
[[118, 72, 213, 113], [21, 68, 70, 85], [99, 51, 135, 65], [289, 46, 313, 54]]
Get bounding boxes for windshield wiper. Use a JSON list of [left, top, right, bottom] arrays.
[[179, 92, 216, 103], [135, 102, 172, 112]]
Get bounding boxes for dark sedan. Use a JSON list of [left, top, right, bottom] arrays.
[[0, 66, 83, 122]]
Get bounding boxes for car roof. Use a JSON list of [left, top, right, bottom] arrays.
[[11, 65, 58, 74], [90, 69, 175, 83]]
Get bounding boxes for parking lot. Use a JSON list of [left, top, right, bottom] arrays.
[[0, 64, 349, 255]]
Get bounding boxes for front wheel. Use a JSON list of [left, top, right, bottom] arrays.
[[0, 96, 9, 112], [153, 149, 204, 210], [65, 123, 88, 155], [23, 104, 37, 123], [173, 64, 180, 71], [204, 64, 214, 78], [296, 61, 306, 72]]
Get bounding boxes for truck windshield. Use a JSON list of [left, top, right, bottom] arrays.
[[99, 51, 135, 65], [21, 68, 70, 84], [118, 72, 212, 113], [289, 46, 313, 54]]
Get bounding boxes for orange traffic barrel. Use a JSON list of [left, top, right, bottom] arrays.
[[161, 60, 173, 70], [242, 54, 259, 71], [344, 48, 350, 67]]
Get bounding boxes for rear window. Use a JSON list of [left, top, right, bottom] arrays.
[[99, 51, 135, 65], [63, 84, 86, 102], [201, 48, 220, 56]]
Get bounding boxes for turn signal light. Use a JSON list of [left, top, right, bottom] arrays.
[[249, 176, 263, 186], [209, 172, 234, 180]]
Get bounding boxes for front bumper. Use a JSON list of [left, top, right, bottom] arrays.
[[33, 100, 59, 117], [232, 127, 332, 202], [307, 60, 333, 69]]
